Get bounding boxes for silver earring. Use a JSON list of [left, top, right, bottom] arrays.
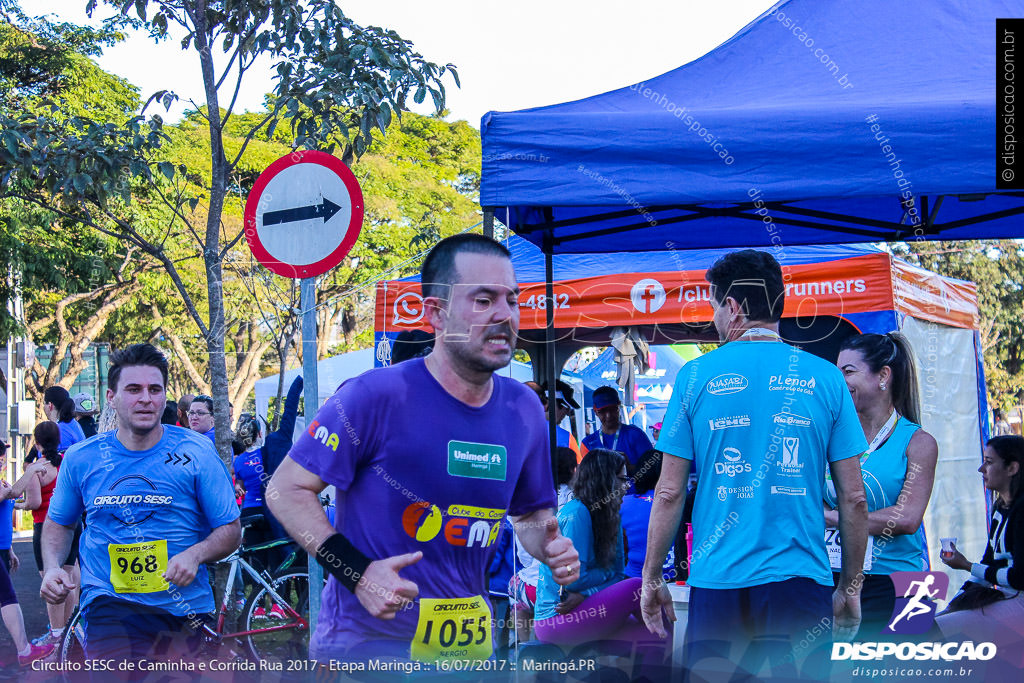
[[879, 382, 887, 390]]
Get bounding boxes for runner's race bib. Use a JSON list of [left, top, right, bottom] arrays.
[[411, 595, 492, 662], [825, 529, 873, 572], [108, 540, 168, 593]]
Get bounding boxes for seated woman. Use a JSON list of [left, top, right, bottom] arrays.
[[533, 448, 662, 646], [937, 435, 1023, 665]]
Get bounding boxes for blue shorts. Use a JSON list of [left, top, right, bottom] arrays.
[[685, 578, 833, 679]]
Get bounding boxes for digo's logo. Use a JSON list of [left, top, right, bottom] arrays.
[[885, 571, 950, 634], [630, 278, 666, 314], [714, 447, 751, 477]]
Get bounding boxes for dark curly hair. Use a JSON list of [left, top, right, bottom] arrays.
[[571, 448, 627, 568]]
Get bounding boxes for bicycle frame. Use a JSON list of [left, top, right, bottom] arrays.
[[205, 550, 307, 640]]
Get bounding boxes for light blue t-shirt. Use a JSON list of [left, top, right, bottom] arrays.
[[824, 417, 927, 574], [656, 339, 867, 589], [534, 498, 625, 620], [49, 426, 240, 616]]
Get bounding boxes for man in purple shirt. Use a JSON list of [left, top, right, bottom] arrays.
[[268, 234, 580, 663]]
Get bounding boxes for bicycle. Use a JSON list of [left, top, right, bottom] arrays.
[[59, 518, 314, 666]]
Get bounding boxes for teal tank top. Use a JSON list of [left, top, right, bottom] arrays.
[[826, 417, 928, 574]]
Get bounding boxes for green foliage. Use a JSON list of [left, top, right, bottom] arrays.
[[894, 240, 1024, 410]]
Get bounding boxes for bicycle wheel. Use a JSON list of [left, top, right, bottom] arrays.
[[58, 606, 86, 677], [243, 571, 310, 662]]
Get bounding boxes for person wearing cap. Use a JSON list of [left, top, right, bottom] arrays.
[[582, 386, 653, 476], [72, 392, 99, 439], [526, 381, 582, 461], [651, 422, 662, 442]]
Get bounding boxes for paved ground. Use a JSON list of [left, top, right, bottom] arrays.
[[0, 539, 52, 676]]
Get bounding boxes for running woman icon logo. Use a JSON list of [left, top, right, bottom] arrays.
[[884, 571, 949, 635]]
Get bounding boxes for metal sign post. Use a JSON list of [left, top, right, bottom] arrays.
[[301, 276, 323, 631], [244, 149, 364, 656]]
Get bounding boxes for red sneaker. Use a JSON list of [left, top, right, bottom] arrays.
[[19, 642, 55, 667]]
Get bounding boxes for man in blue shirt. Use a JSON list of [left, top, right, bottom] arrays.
[[582, 386, 653, 471], [40, 344, 241, 664], [639, 250, 869, 676]]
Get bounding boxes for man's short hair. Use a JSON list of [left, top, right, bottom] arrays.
[[108, 343, 169, 392], [705, 249, 784, 323], [420, 233, 512, 302]]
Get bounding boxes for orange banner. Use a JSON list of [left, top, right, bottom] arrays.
[[892, 259, 978, 330], [374, 253, 926, 332]]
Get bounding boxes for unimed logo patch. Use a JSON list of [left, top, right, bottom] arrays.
[[884, 571, 949, 635]]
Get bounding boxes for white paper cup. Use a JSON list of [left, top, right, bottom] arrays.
[[940, 537, 957, 553]]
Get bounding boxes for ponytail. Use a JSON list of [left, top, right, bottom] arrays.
[[43, 386, 76, 423], [33, 420, 63, 468]]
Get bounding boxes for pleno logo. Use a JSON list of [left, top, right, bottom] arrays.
[[885, 571, 949, 635]]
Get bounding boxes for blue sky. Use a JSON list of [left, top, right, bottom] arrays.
[[29, 0, 777, 126]]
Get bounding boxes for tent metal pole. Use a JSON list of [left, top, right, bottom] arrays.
[[483, 208, 494, 239], [544, 230, 558, 490]]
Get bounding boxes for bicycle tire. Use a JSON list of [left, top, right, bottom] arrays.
[[58, 606, 86, 676], [242, 571, 310, 662]]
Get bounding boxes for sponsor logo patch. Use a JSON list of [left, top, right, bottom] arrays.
[[772, 410, 812, 427], [714, 447, 751, 477], [448, 441, 507, 481], [768, 375, 816, 395], [706, 374, 748, 395], [708, 415, 751, 431]]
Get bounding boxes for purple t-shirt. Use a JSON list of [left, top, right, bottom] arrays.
[[289, 359, 557, 659]]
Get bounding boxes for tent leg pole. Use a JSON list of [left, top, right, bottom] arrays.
[[483, 208, 495, 239], [544, 232, 558, 489]]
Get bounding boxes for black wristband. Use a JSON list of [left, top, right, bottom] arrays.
[[315, 533, 372, 593]]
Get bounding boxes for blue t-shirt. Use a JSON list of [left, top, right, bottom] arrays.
[[58, 419, 86, 451], [233, 448, 265, 509], [582, 423, 652, 467], [535, 498, 624, 620], [200, 428, 215, 444], [0, 498, 14, 550], [48, 426, 239, 616], [656, 339, 867, 590], [288, 358, 557, 660], [620, 493, 675, 580]]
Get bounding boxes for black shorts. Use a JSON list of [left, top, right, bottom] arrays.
[[33, 521, 81, 572]]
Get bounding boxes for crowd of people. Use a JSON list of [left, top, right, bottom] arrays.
[[0, 234, 1018, 678]]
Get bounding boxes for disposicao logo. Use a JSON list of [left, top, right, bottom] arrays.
[[706, 373, 748, 395], [885, 571, 949, 635]]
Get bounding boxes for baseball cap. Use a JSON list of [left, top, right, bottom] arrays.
[[592, 386, 621, 411], [72, 392, 98, 415], [542, 380, 580, 410]]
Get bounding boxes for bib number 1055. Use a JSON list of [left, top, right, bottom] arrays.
[[411, 595, 492, 663]]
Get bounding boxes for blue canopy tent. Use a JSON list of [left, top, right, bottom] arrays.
[[476, 0, 1003, 585], [480, 0, 1023, 251]]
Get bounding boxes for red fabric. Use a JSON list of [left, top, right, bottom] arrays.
[[33, 469, 57, 525]]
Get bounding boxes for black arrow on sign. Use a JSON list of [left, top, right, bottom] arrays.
[[263, 197, 341, 226]]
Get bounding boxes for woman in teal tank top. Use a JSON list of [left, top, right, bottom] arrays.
[[824, 332, 938, 638]]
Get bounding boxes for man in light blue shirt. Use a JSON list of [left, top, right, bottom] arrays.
[[639, 250, 869, 676], [41, 344, 240, 664]]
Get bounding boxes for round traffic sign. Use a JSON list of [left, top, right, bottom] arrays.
[[244, 150, 364, 278]]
